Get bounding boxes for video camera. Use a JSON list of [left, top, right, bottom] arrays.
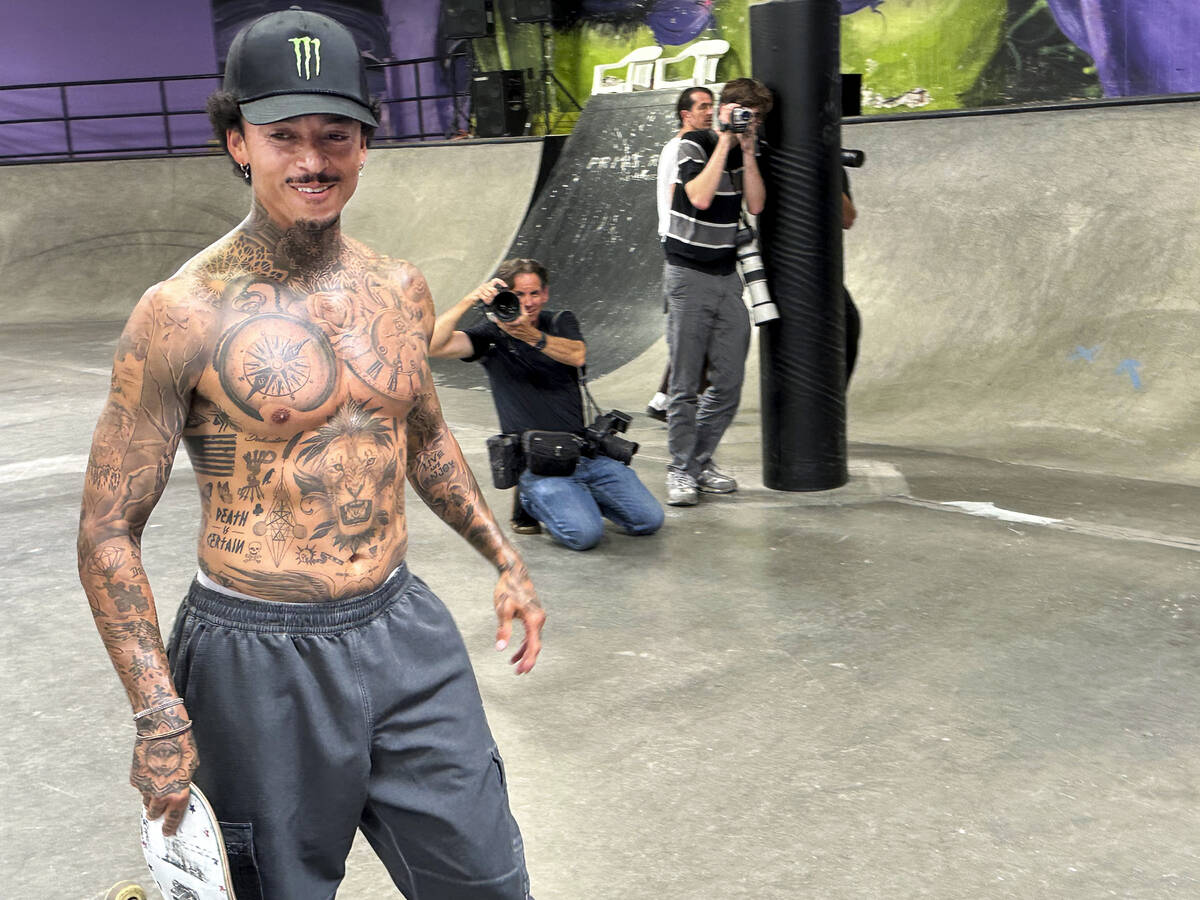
[[722, 106, 754, 133]]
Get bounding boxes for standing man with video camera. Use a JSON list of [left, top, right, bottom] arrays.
[[661, 77, 772, 507], [431, 258, 663, 551]]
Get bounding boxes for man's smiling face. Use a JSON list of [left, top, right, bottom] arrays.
[[228, 113, 367, 231]]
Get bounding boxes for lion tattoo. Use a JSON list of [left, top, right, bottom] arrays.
[[292, 401, 398, 552]]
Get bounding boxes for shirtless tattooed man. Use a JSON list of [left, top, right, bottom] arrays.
[[76, 10, 543, 898]]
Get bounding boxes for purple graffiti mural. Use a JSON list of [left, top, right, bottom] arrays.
[[1046, 0, 1200, 95], [646, 0, 714, 45]]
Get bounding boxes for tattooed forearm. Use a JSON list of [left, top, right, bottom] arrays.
[[79, 287, 210, 713], [101, 618, 166, 657], [406, 394, 517, 567]]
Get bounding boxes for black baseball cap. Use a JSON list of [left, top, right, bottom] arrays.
[[223, 8, 378, 128]]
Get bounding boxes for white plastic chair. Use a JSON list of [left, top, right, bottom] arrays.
[[591, 45, 663, 94], [653, 39, 730, 90]]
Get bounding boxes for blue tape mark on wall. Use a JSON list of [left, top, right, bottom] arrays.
[[1115, 359, 1143, 390], [1070, 345, 1101, 362]]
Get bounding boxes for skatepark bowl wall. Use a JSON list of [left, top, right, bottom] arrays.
[[842, 100, 1200, 487], [0, 139, 543, 327], [3, 96, 1194, 484], [2, 94, 1200, 898]]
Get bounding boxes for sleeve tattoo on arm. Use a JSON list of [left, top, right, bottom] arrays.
[[79, 287, 211, 709], [406, 389, 497, 551]]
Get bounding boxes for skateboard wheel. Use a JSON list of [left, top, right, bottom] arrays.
[[105, 881, 147, 900]]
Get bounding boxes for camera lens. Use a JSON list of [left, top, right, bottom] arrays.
[[490, 290, 521, 322], [598, 433, 638, 465]]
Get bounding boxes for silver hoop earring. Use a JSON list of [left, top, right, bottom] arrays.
[[358, 162, 365, 175], [240, 163, 251, 182]]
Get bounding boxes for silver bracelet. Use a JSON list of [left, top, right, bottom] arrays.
[[135, 720, 194, 742], [132, 697, 184, 721]]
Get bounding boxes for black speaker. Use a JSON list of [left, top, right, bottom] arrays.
[[510, 0, 553, 23], [442, 0, 493, 39], [472, 70, 527, 137]]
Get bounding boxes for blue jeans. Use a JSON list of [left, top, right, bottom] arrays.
[[518, 455, 664, 551]]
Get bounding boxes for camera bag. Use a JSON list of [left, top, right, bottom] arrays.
[[486, 433, 523, 490], [521, 431, 581, 477]]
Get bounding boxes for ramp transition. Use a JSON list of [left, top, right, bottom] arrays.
[[433, 89, 681, 390]]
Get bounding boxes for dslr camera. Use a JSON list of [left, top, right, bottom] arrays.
[[583, 410, 639, 465], [481, 289, 521, 323]]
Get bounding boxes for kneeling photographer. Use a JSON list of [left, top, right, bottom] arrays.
[[431, 258, 664, 551]]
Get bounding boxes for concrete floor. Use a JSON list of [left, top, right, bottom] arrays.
[[2, 320, 1197, 898]]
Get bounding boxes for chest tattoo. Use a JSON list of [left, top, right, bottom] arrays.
[[306, 273, 427, 399], [215, 313, 339, 421]]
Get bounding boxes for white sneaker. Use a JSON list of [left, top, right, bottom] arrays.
[[696, 464, 737, 494], [666, 471, 699, 506]]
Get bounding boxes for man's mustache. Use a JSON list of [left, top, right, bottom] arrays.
[[286, 174, 341, 185]]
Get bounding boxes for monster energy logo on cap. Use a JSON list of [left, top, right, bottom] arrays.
[[222, 8, 377, 127], [289, 36, 321, 80]]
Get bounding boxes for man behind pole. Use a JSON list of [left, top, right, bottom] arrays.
[[431, 258, 664, 551], [661, 77, 773, 506], [76, 9, 543, 898], [646, 85, 715, 422]]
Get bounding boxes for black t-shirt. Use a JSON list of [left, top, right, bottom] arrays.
[[463, 309, 586, 436]]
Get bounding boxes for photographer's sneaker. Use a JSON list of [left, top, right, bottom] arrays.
[[696, 464, 737, 494], [666, 471, 699, 506], [645, 392, 668, 422]]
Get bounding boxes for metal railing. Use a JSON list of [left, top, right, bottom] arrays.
[[0, 52, 472, 165]]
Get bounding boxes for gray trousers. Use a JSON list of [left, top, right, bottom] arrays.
[[167, 565, 531, 900], [664, 262, 751, 476]]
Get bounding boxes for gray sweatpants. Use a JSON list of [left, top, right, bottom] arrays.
[[664, 262, 751, 477], [167, 565, 531, 900]]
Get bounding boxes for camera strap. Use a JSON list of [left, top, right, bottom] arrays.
[[739, 207, 755, 236], [577, 367, 604, 423], [543, 308, 603, 422]]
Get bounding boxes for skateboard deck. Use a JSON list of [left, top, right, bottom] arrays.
[[139, 784, 236, 899]]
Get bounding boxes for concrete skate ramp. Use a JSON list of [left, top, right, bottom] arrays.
[[416, 94, 1199, 486], [841, 101, 1200, 484], [433, 89, 679, 390], [0, 139, 542, 325]]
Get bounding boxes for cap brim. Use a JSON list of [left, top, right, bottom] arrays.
[[240, 94, 378, 128]]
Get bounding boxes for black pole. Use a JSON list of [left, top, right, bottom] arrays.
[[752, 0, 848, 491]]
